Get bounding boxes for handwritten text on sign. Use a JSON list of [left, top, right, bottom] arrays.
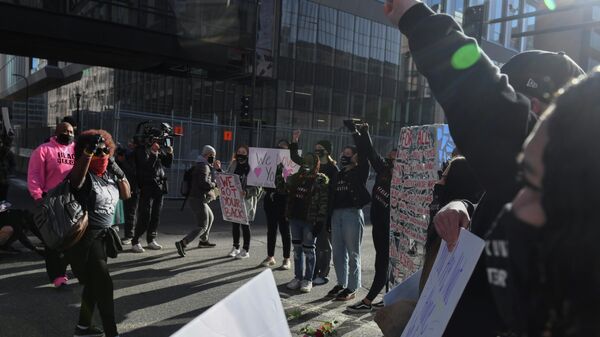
[[216, 173, 249, 225], [401, 229, 485, 337], [248, 148, 281, 188]]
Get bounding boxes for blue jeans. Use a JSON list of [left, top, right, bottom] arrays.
[[331, 208, 364, 290], [290, 219, 317, 281]]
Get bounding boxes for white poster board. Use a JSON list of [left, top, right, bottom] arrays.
[[277, 149, 301, 181], [400, 229, 485, 337], [216, 173, 249, 225], [247, 147, 281, 188], [171, 269, 292, 337]]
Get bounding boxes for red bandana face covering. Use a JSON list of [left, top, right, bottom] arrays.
[[89, 156, 109, 176]]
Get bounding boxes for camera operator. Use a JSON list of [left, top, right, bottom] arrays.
[[131, 138, 173, 253]]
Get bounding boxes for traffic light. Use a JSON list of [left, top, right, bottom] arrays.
[[240, 96, 250, 119], [463, 5, 485, 42]]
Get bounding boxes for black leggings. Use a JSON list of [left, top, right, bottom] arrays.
[[232, 222, 251, 252], [264, 193, 290, 258], [78, 238, 118, 337], [366, 208, 390, 301]]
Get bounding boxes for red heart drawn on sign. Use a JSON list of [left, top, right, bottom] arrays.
[[254, 167, 262, 177]]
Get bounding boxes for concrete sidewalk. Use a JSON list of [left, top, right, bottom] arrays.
[[0, 178, 383, 337]]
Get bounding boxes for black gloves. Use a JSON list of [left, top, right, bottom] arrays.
[[108, 157, 126, 180]]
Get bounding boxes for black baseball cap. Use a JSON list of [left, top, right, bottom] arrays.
[[501, 50, 585, 103]]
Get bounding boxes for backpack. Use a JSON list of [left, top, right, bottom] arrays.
[[180, 165, 196, 197], [32, 180, 88, 251]]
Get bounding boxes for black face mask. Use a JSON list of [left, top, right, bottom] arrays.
[[207, 156, 215, 164], [485, 205, 542, 332], [340, 155, 352, 167], [236, 154, 248, 163], [315, 149, 326, 158], [56, 134, 74, 145]]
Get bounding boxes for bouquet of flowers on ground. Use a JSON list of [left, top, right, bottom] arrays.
[[300, 319, 339, 337]]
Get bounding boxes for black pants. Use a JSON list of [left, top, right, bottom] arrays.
[[133, 185, 163, 245], [123, 189, 139, 239], [365, 208, 390, 301], [264, 193, 290, 258], [232, 222, 251, 252], [78, 238, 118, 337], [0, 183, 8, 201], [313, 222, 332, 279], [45, 249, 68, 282]]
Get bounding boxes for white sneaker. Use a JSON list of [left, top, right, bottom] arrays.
[[228, 247, 240, 257], [287, 278, 301, 290], [235, 249, 249, 259], [147, 240, 162, 250], [281, 258, 292, 270], [300, 280, 313, 293], [132, 243, 145, 253]]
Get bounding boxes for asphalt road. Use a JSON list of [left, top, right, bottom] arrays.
[[0, 177, 383, 337]]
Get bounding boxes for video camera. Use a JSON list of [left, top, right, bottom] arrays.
[[133, 121, 180, 148]]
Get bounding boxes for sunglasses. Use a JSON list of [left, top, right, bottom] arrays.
[[94, 147, 110, 157]]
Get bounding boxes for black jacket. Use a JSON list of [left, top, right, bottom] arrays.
[[116, 150, 137, 190], [355, 130, 393, 218], [134, 146, 173, 189], [333, 134, 370, 210], [399, 4, 536, 337]]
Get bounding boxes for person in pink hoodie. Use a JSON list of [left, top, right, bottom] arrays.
[[27, 122, 75, 287]]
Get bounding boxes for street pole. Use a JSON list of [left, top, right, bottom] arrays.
[[249, 0, 260, 147], [76, 92, 81, 135], [11, 74, 28, 145]]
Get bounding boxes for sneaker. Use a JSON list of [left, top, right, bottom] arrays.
[[198, 240, 216, 248], [335, 288, 356, 301], [228, 247, 240, 257], [73, 326, 104, 337], [372, 300, 385, 309], [287, 278, 301, 290], [52, 275, 68, 288], [147, 240, 162, 250], [347, 299, 372, 313], [300, 280, 313, 293], [175, 241, 186, 257], [132, 243, 145, 253], [313, 276, 329, 285], [326, 284, 345, 298], [121, 237, 132, 245], [261, 257, 276, 267], [235, 249, 250, 259], [280, 258, 291, 270]]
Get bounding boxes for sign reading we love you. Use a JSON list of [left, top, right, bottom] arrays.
[[247, 148, 301, 188]]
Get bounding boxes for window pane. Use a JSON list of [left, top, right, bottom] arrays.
[[279, 0, 298, 58], [335, 12, 354, 69], [297, 0, 318, 62]]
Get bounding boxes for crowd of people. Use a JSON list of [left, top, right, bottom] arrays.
[[1, 0, 600, 336]]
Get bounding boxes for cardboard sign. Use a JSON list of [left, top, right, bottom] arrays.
[[389, 125, 455, 284], [401, 229, 485, 337], [171, 269, 292, 337], [216, 173, 249, 225], [277, 149, 301, 181], [247, 147, 281, 188]]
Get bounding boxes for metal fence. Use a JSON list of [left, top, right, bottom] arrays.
[[15, 108, 400, 199]]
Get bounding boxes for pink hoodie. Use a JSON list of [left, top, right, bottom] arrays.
[[27, 137, 75, 200]]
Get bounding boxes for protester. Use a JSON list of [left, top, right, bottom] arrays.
[[326, 141, 370, 302], [422, 155, 483, 291], [131, 137, 173, 253], [346, 122, 397, 312], [0, 209, 40, 254], [290, 131, 338, 285], [383, 0, 584, 335], [262, 139, 292, 269], [484, 72, 600, 337], [115, 144, 138, 245], [175, 145, 222, 257], [285, 152, 329, 293], [65, 129, 130, 337], [27, 122, 75, 287], [227, 145, 261, 259]]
